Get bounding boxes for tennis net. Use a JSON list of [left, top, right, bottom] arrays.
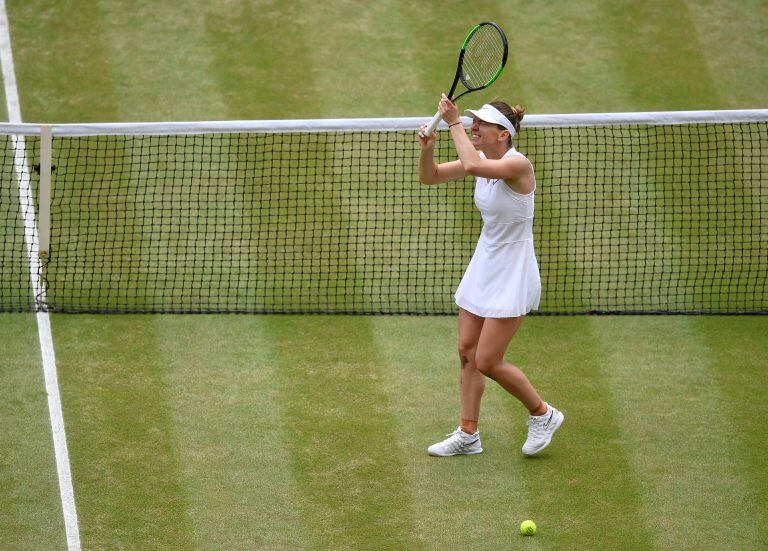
[[1, 111, 766, 314]]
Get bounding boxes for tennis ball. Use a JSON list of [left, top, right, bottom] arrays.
[[520, 520, 536, 536]]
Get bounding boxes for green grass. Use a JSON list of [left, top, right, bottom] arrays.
[[1, 0, 767, 549], [40, 314, 766, 549], [6, 0, 768, 122], [5, 313, 767, 548], [0, 314, 65, 550]]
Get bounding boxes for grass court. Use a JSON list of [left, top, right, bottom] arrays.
[[2, 1, 767, 549]]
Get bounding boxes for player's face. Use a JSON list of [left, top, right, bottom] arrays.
[[470, 118, 503, 149]]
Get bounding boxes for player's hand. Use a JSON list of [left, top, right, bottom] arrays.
[[418, 123, 436, 149], [439, 93, 460, 126]]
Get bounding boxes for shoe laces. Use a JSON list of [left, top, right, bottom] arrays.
[[526, 416, 546, 439], [440, 428, 471, 449]]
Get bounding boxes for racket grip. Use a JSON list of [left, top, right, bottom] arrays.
[[424, 110, 443, 136]]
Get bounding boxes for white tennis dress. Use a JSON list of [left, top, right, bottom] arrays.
[[454, 148, 541, 318]]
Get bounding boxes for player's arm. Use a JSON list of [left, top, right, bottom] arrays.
[[418, 124, 468, 185], [440, 95, 534, 194]]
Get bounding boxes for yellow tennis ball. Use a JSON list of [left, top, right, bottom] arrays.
[[520, 520, 536, 536]]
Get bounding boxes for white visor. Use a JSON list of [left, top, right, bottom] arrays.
[[464, 104, 517, 138]]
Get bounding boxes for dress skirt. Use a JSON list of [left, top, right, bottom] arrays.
[[455, 234, 541, 318]]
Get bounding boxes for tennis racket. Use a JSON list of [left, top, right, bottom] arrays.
[[423, 22, 508, 136]]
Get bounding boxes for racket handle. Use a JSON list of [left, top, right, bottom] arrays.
[[423, 110, 443, 136]]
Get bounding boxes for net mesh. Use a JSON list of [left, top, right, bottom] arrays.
[[1, 135, 39, 312], [1, 114, 766, 314]]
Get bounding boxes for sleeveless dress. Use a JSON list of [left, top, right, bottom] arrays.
[[454, 148, 541, 318]]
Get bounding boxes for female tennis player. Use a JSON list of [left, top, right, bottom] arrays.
[[418, 94, 563, 457]]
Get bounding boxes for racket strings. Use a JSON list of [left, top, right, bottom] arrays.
[[461, 26, 506, 89]]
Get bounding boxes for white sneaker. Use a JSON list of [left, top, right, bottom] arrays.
[[522, 404, 564, 456], [427, 427, 483, 457]]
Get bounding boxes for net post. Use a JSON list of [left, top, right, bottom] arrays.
[[38, 124, 52, 284]]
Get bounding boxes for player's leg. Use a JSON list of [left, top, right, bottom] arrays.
[[473, 316, 542, 412], [457, 307, 486, 434], [427, 308, 485, 456], [474, 317, 564, 456]]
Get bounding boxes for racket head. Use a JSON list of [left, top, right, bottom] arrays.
[[456, 22, 508, 95]]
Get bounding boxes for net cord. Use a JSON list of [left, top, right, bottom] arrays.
[[1, 109, 767, 136]]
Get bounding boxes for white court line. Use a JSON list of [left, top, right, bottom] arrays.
[[0, 2, 81, 550]]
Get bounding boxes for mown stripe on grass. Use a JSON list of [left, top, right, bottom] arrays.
[[8, 0, 768, 125], [370, 315, 541, 550], [685, 0, 768, 108], [96, 1, 232, 122], [368, 316, 656, 549], [495, 1, 631, 113], [203, 1, 319, 121], [598, 0, 721, 111], [689, 316, 768, 547], [300, 1, 433, 119], [263, 315, 422, 550], [5, 1, 121, 122], [0, 314, 66, 550], [9, 0, 237, 122], [589, 316, 764, 549], [506, 316, 656, 549], [203, 0, 532, 120], [53, 315, 195, 550], [151, 315, 306, 550]]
